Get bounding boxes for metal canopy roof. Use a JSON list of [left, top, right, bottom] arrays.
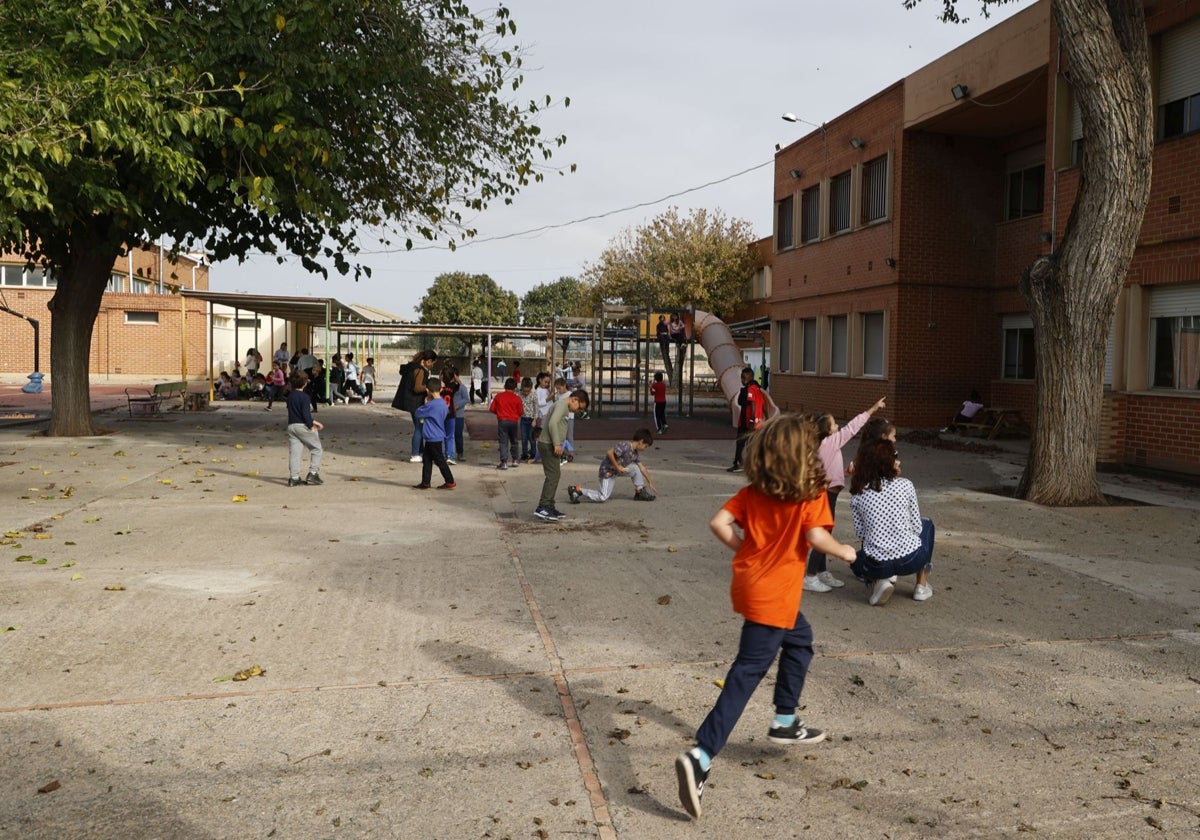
[[180, 290, 370, 327]]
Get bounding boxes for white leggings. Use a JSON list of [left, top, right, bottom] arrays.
[[579, 463, 645, 502]]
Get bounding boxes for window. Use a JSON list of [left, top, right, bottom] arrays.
[[1157, 17, 1200, 141], [1002, 314, 1036, 379], [236, 318, 262, 329], [775, 320, 792, 372], [829, 315, 848, 375], [130, 277, 151, 294], [776, 195, 795, 250], [0, 264, 53, 286], [0, 265, 20, 286], [1149, 285, 1200, 391], [1006, 164, 1044, 220], [862, 312, 885, 376], [125, 311, 160, 324], [800, 318, 817, 373], [800, 186, 821, 243], [828, 172, 851, 234], [861, 156, 888, 223], [106, 274, 124, 293]]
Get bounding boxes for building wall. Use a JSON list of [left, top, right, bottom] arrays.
[[0, 246, 211, 378]]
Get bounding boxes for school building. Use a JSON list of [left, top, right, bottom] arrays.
[[766, 0, 1200, 477]]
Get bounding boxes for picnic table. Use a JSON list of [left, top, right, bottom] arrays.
[[955, 407, 1028, 439]]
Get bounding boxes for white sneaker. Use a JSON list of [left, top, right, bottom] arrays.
[[802, 575, 832, 593], [817, 571, 845, 589], [408, 455, 423, 463], [446, 458, 457, 465], [869, 577, 895, 606], [913, 582, 933, 601]]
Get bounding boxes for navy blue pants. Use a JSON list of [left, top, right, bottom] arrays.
[[695, 611, 814, 759], [851, 518, 935, 580]]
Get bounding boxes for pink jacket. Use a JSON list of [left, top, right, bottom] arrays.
[[818, 410, 872, 491]]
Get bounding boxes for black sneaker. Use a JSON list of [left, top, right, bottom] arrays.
[[287, 477, 305, 487], [634, 490, 656, 501], [534, 506, 555, 521], [305, 473, 323, 486], [567, 485, 582, 505], [546, 508, 567, 521], [725, 463, 741, 473], [674, 750, 708, 819], [766, 720, 826, 745]]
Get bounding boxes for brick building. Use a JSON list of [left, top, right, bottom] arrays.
[[767, 0, 1200, 477], [0, 245, 216, 378]]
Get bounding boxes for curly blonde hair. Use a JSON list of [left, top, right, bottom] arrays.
[[742, 413, 828, 502]]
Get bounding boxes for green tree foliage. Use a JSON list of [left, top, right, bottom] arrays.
[[419, 272, 519, 356], [0, 0, 568, 434], [520, 276, 590, 327], [584, 207, 761, 318]]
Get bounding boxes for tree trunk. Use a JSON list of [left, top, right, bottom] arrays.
[[47, 221, 123, 437], [1017, 0, 1153, 505]]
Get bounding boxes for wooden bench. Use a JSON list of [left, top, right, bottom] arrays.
[[125, 381, 188, 417], [955, 407, 1028, 440]]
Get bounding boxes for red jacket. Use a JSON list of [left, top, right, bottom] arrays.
[[490, 389, 523, 422], [738, 383, 764, 431]]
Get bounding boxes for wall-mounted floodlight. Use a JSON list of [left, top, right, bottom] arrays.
[[951, 83, 970, 101]]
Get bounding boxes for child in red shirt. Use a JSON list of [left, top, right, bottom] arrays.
[[650, 371, 668, 434], [727, 366, 765, 472], [675, 413, 857, 820], [489, 377, 523, 469]]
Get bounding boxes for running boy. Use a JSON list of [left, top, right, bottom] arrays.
[[675, 413, 857, 820], [567, 429, 658, 504]]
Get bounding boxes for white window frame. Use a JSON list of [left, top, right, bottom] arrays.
[[125, 311, 160, 325], [1148, 284, 1200, 391]]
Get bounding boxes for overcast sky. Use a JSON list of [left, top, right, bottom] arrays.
[[208, 0, 1024, 319]]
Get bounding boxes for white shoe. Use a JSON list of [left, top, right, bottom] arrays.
[[913, 582, 933, 601], [817, 571, 845, 589], [446, 458, 457, 465], [409, 455, 423, 463], [802, 575, 832, 593], [869, 577, 895, 606]]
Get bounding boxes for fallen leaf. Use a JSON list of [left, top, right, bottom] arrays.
[[15, 555, 33, 562], [1, 626, 19, 633], [243, 471, 259, 477], [756, 772, 776, 780], [104, 585, 125, 591], [656, 595, 671, 605], [112, 450, 127, 457], [34, 534, 51, 540], [714, 678, 726, 689], [70, 573, 83, 581], [231, 494, 248, 503], [232, 664, 265, 681], [235, 444, 244, 449], [667, 546, 678, 552], [59, 561, 76, 568], [157, 479, 173, 485], [37, 780, 60, 794], [32, 558, 47, 565]]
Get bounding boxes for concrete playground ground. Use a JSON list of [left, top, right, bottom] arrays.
[[1, 378, 1199, 839]]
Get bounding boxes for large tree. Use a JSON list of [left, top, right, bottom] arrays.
[[521, 275, 591, 364], [584, 207, 761, 317], [418, 271, 520, 356], [910, 0, 1153, 505], [0, 0, 567, 435]]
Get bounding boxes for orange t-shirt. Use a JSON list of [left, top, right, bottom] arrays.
[[721, 487, 833, 629]]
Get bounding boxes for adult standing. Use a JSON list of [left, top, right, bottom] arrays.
[[273, 342, 290, 370], [244, 347, 262, 377], [727, 366, 764, 472], [470, 358, 484, 404], [656, 314, 673, 378], [392, 350, 438, 463]]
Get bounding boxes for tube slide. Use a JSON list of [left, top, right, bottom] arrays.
[[693, 309, 780, 427]]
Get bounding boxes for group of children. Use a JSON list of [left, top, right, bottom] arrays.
[[676, 400, 937, 820]]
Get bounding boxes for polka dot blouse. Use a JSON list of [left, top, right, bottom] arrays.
[[850, 477, 923, 561]]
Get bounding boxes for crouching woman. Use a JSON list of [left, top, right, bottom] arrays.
[[847, 439, 934, 606]]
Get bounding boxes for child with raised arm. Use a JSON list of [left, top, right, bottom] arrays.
[[567, 428, 658, 504], [675, 413, 857, 820], [804, 397, 887, 593]]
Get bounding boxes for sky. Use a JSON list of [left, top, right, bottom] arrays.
[[208, 0, 1025, 320]]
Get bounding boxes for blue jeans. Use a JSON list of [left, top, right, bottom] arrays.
[[851, 518, 935, 580], [445, 425, 456, 461], [520, 417, 535, 460], [695, 612, 813, 759], [409, 410, 423, 457], [453, 416, 465, 459]]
